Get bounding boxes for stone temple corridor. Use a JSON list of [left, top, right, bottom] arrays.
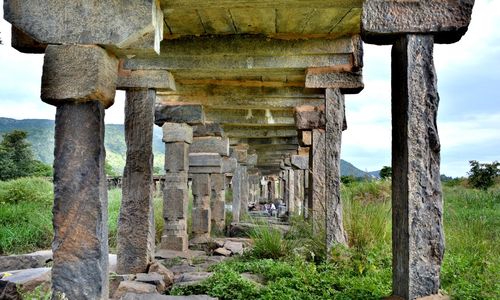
[[2, 1, 474, 299]]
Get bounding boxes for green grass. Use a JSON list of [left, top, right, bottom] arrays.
[[1, 178, 498, 299]]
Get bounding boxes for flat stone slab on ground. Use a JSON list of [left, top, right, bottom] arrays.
[[0, 267, 51, 292], [122, 293, 217, 300], [155, 249, 206, 260], [213, 248, 231, 257], [175, 272, 213, 286], [0, 254, 51, 272], [223, 241, 244, 255], [114, 280, 157, 299]]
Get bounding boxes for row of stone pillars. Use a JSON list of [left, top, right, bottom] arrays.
[[28, 1, 473, 299]]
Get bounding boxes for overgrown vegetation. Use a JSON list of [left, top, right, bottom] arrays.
[[467, 160, 500, 190], [0, 130, 52, 180], [1, 175, 498, 298], [171, 180, 499, 299]]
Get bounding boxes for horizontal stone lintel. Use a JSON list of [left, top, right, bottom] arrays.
[[4, 0, 162, 50], [117, 69, 176, 90], [291, 155, 309, 170], [305, 70, 364, 94], [189, 166, 222, 174], [222, 157, 237, 173], [155, 104, 205, 126], [193, 123, 224, 137], [362, 0, 474, 45], [189, 153, 222, 167], [295, 105, 325, 130], [190, 137, 230, 157], [162, 123, 193, 144]]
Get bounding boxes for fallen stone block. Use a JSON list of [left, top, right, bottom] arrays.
[[0, 255, 50, 272], [148, 262, 174, 288], [122, 293, 217, 300], [135, 272, 166, 293], [0, 267, 51, 293], [113, 280, 157, 299], [224, 241, 244, 255], [0, 280, 21, 300], [213, 248, 232, 257]]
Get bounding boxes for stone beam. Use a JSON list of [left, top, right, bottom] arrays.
[[291, 155, 309, 170], [305, 69, 364, 94], [158, 85, 324, 109], [4, 0, 163, 53], [205, 107, 295, 126], [223, 125, 297, 139], [362, 0, 474, 45], [230, 137, 299, 146], [155, 104, 205, 126], [161, 0, 363, 9], [11, 26, 46, 54], [193, 123, 224, 137], [124, 35, 357, 71], [117, 69, 176, 91], [190, 137, 230, 157]]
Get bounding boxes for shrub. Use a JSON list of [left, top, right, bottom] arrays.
[[249, 226, 286, 259], [0, 177, 53, 205], [467, 160, 500, 190]]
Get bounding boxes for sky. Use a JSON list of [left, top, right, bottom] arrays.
[[0, 1, 499, 177]]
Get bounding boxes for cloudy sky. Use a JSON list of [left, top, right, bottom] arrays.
[[0, 1, 498, 177]]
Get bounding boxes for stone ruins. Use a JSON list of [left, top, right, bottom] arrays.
[[2, 0, 474, 299]]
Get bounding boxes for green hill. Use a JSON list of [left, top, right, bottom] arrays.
[[0, 117, 164, 175], [0, 117, 373, 178]]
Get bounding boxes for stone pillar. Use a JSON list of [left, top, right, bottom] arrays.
[[191, 174, 212, 240], [287, 168, 295, 214], [308, 129, 326, 232], [210, 173, 226, 233], [161, 123, 192, 252], [362, 1, 473, 298], [240, 165, 249, 218], [230, 145, 248, 222], [325, 88, 348, 247], [117, 88, 155, 274], [41, 44, 118, 300]]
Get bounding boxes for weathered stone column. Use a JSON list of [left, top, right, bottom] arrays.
[[190, 135, 229, 239], [362, 1, 473, 298], [41, 44, 118, 300], [210, 173, 226, 233], [191, 173, 212, 240], [117, 89, 155, 274], [230, 145, 248, 223], [292, 154, 308, 216], [161, 123, 192, 252], [325, 88, 348, 247]]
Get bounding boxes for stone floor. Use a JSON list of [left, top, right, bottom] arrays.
[[0, 237, 251, 299]]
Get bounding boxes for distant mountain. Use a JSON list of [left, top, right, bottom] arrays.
[[340, 159, 378, 178], [0, 117, 164, 174], [0, 117, 373, 178]]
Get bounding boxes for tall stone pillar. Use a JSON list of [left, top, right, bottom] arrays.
[[325, 88, 348, 247], [210, 173, 226, 233], [191, 173, 212, 240], [161, 123, 192, 252], [287, 168, 295, 214], [230, 145, 248, 223], [292, 154, 308, 216], [189, 134, 229, 239], [308, 129, 326, 232], [41, 44, 118, 300], [240, 165, 249, 218], [362, 1, 473, 298], [117, 89, 155, 274]]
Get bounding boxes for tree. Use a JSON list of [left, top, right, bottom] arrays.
[[0, 130, 52, 181], [467, 160, 500, 190], [380, 166, 392, 180]]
